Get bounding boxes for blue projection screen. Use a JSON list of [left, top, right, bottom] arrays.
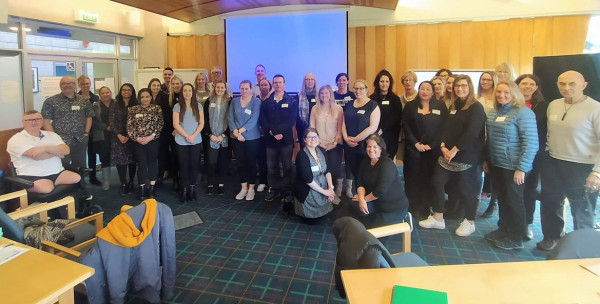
[[225, 11, 347, 93]]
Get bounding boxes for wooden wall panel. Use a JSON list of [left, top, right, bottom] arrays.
[[0, 128, 22, 174], [166, 15, 590, 93]]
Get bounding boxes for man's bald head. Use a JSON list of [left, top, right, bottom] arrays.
[[557, 70, 587, 101]]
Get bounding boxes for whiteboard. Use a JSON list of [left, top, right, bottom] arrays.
[[135, 68, 208, 91]]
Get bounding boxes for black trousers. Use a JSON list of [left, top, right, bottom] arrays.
[[344, 145, 365, 180], [232, 138, 260, 184], [523, 152, 545, 224], [381, 131, 400, 159], [257, 136, 268, 185], [540, 157, 598, 239], [490, 165, 527, 240], [325, 145, 343, 181], [266, 144, 294, 192], [404, 149, 437, 213], [134, 139, 159, 185], [88, 135, 96, 175], [94, 139, 111, 168], [177, 143, 202, 187], [117, 164, 136, 185], [206, 144, 229, 186], [158, 134, 179, 180], [431, 162, 481, 220]]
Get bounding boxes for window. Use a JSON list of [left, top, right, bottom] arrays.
[[584, 15, 600, 54], [0, 22, 21, 49], [25, 23, 116, 55]]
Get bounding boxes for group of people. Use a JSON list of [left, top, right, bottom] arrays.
[[7, 62, 599, 252]]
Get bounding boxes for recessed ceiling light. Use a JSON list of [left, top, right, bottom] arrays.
[[24, 28, 32, 32], [9, 27, 18, 31]]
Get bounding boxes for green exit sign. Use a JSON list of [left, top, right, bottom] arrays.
[[75, 10, 99, 24]]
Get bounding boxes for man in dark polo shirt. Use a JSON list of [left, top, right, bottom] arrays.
[[259, 74, 298, 204], [41, 76, 95, 171], [161, 67, 173, 94]]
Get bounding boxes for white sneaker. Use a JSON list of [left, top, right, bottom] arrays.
[[418, 215, 445, 229], [245, 189, 255, 201], [455, 219, 476, 237], [236, 188, 248, 200], [257, 184, 266, 192]]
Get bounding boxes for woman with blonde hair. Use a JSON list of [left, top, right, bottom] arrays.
[[419, 75, 486, 237], [431, 76, 445, 101], [495, 62, 517, 82], [194, 72, 210, 104], [162, 74, 184, 191], [310, 85, 344, 197], [477, 71, 499, 216], [483, 81, 538, 249]]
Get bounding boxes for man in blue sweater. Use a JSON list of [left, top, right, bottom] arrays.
[[259, 74, 298, 204]]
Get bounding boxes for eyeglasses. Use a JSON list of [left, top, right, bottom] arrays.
[[60, 82, 76, 86], [354, 87, 367, 91], [211, 71, 222, 74], [454, 84, 469, 89], [24, 118, 43, 123], [306, 136, 319, 141]]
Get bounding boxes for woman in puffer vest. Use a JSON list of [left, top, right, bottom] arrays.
[[483, 81, 538, 250]]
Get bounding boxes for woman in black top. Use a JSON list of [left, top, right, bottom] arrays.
[[334, 73, 356, 109], [149, 78, 170, 185], [418, 75, 486, 237], [294, 128, 335, 225], [516, 74, 548, 240], [342, 79, 381, 196], [370, 69, 402, 158], [353, 134, 409, 228], [92, 86, 113, 191], [403, 81, 449, 219], [165, 75, 183, 191], [109, 83, 138, 195]]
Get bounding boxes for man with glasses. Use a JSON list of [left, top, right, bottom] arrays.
[[259, 74, 298, 205], [7, 110, 81, 193], [41, 76, 95, 171], [208, 66, 233, 98]]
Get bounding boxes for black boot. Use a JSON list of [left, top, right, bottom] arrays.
[[89, 173, 102, 186], [121, 183, 128, 195], [180, 186, 188, 203], [188, 185, 196, 201], [148, 184, 156, 199], [173, 178, 180, 193], [138, 184, 147, 200], [481, 201, 498, 218], [124, 182, 134, 195]]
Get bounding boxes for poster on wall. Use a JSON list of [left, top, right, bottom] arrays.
[[40, 77, 62, 97]]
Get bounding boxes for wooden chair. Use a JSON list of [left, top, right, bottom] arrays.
[[0, 189, 103, 258]]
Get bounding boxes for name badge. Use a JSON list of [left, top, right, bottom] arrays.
[[549, 114, 558, 121], [310, 98, 316, 103], [244, 109, 252, 115], [496, 116, 506, 122], [281, 103, 289, 108], [210, 103, 216, 108], [432, 109, 441, 115], [311, 165, 320, 172], [135, 113, 144, 118], [71, 106, 80, 111], [382, 100, 389, 105], [344, 96, 352, 101], [450, 110, 457, 115], [357, 110, 366, 115]]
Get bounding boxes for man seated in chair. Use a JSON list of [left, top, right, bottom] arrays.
[[7, 110, 81, 194]]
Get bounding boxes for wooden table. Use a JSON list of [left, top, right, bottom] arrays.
[[0, 238, 94, 304], [342, 258, 600, 304]]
